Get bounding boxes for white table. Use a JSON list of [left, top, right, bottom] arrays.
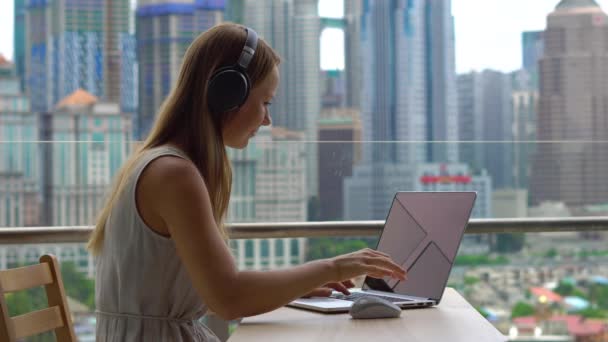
[[229, 288, 507, 342]]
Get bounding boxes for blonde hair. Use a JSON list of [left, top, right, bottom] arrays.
[[87, 23, 280, 255]]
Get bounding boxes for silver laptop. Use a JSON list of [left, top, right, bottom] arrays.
[[288, 191, 477, 313]]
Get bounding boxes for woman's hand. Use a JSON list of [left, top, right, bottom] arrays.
[[302, 279, 356, 298], [328, 248, 407, 283]]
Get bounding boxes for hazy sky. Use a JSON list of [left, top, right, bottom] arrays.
[[1, 0, 608, 73]]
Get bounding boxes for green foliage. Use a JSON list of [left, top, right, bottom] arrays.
[[455, 254, 509, 266], [493, 233, 525, 253], [578, 250, 608, 258], [572, 288, 588, 300], [464, 275, 480, 286], [4, 261, 94, 314], [554, 281, 575, 297], [590, 284, 608, 310], [511, 301, 535, 319], [578, 307, 607, 319], [306, 238, 375, 261], [4, 282, 62, 341], [5, 287, 47, 316], [544, 248, 558, 258], [60, 261, 95, 309], [476, 306, 490, 318]]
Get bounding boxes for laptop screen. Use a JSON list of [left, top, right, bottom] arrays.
[[363, 192, 476, 301]]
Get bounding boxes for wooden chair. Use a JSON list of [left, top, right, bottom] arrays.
[[0, 254, 77, 342]]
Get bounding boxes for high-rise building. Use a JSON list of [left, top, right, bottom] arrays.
[[321, 70, 347, 109], [254, 127, 307, 223], [344, 0, 362, 109], [25, 0, 135, 115], [0, 56, 39, 227], [457, 70, 514, 190], [40, 89, 133, 226], [513, 31, 544, 193], [318, 108, 361, 221], [511, 76, 538, 190], [228, 126, 307, 270], [345, 0, 451, 219], [358, 0, 427, 164], [345, 162, 492, 220], [531, 0, 608, 206], [136, 0, 225, 138], [522, 31, 545, 88], [225, 0, 244, 23], [426, 0, 459, 163], [14, 0, 26, 90], [414, 163, 492, 219], [242, 0, 321, 199]]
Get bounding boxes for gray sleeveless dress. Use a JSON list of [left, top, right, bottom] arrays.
[[95, 146, 220, 341]]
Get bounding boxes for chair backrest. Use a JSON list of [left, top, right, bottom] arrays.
[[0, 254, 77, 342]]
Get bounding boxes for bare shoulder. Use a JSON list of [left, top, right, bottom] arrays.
[[141, 154, 202, 192], [138, 153, 210, 209], [136, 154, 209, 233]]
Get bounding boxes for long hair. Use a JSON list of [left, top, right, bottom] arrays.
[[87, 23, 280, 255]]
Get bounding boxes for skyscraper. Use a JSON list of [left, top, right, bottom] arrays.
[[522, 31, 544, 88], [344, 0, 362, 109], [13, 0, 26, 90], [227, 126, 308, 270], [40, 89, 132, 226], [25, 0, 135, 114], [136, 0, 225, 138], [225, 0, 244, 23], [242, 0, 321, 200], [318, 108, 361, 221], [344, 0, 428, 219], [531, 0, 608, 206], [457, 70, 514, 190], [360, 0, 427, 164], [511, 70, 538, 190], [426, 0, 459, 163], [0, 56, 39, 227]]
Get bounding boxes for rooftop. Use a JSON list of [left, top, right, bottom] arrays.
[[513, 315, 607, 337], [55, 89, 98, 109], [530, 287, 563, 303], [0, 54, 10, 66], [271, 126, 304, 140], [556, 0, 600, 9]]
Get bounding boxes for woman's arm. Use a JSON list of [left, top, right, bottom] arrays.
[[142, 156, 405, 320]]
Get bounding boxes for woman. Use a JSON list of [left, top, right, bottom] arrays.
[[88, 23, 406, 341]]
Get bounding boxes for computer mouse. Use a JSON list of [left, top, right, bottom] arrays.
[[349, 296, 402, 319]]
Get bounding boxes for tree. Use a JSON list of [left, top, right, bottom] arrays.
[[590, 284, 608, 310], [579, 307, 607, 319], [545, 248, 558, 258], [60, 261, 95, 309], [4, 284, 59, 341], [511, 301, 535, 318], [554, 281, 575, 297]]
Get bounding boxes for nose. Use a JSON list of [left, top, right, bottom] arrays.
[[262, 111, 272, 126]]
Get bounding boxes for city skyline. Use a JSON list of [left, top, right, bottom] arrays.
[[2, 0, 608, 73]]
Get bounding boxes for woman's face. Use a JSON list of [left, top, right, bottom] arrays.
[[222, 65, 279, 149]]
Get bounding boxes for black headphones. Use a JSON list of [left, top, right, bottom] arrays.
[[207, 26, 259, 114]]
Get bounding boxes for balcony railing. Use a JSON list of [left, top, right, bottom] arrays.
[[1, 216, 608, 244], [1, 217, 607, 341]]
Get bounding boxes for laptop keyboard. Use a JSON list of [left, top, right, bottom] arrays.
[[330, 292, 411, 303]]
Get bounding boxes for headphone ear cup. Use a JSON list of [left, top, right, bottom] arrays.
[[207, 67, 251, 114]]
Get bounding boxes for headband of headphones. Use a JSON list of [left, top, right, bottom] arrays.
[[237, 27, 258, 70]]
